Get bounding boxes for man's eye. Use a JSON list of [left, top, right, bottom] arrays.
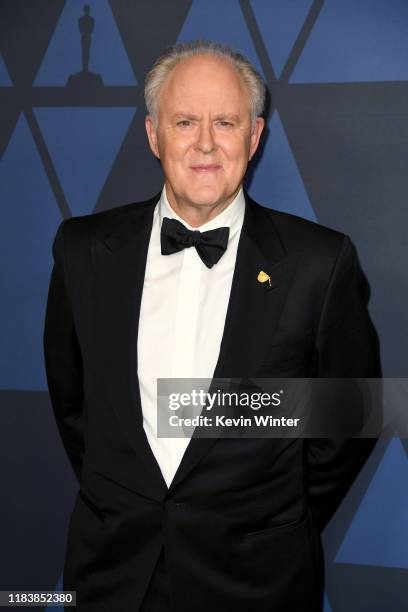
[[177, 120, 192, 127], [218, 121, 233, 127]]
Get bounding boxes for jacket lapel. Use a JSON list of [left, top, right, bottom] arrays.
[[168, 193, 298, 491], [91, 192, 169, 496]]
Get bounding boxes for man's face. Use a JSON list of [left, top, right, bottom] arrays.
[[145, 54, 264, 213]]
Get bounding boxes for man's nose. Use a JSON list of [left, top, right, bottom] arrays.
[[194, 123, 217, 153]]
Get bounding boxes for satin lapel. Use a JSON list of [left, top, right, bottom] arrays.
[[91, 193, 169, 495], [168, 192, 299, 492]]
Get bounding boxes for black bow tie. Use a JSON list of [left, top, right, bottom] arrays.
[[160, 217, 230, 269]]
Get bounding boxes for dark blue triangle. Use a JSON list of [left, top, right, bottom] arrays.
[[250, 0, 313, 78], [246, 111, 316, 221], [34, 107, 136, 216], [177, 0, 265, 78]]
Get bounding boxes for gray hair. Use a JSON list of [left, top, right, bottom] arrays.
[[144, 40, 266, 128]]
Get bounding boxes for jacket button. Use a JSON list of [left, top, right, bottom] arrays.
[[164, 500, 183, 511]]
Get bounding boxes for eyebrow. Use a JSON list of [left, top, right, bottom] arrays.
[[214, 114, 241, 122], [172, 113, 242, 122]]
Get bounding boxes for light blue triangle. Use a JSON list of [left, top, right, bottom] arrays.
[[335, 437, 408, 569], [0, 114, 62, 390], [250, 0, 313, 78], [34, 0, 136, 85], [177, 0, 265, 79], [34, 107, 136, 216], [0, 53, 12, 85], [323, 593, 334, 612], [291, 0, 408, 83], [246, 111, 316, 221], [47, 574, 63, 610]]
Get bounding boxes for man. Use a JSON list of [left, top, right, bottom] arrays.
[[43, 40, 381, 611]]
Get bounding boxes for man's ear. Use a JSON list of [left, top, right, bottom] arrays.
[[248, 117, 265, 161], [145, 115, 160, 159]]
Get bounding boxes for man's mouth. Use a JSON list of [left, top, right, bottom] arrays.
[[190, 164, 221, 173]]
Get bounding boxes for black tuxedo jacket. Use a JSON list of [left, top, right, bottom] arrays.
[[43, 190, 381, 611]]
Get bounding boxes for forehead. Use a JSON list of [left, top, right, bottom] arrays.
[[158, 54, 250, 115]]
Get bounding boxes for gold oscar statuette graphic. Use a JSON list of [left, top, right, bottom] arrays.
[[257, 270, 272, 287]]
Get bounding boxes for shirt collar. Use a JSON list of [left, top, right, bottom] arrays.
[[158, 184, 245, 240]]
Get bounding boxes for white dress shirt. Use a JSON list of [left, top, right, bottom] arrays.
[[137, 185, 245, 488]]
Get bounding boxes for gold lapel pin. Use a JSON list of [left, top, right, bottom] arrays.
[[257, 270, 272, 287]]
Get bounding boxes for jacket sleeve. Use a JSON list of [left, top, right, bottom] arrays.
[[43, 219, 85, 484], [305, 234, 382, 533]]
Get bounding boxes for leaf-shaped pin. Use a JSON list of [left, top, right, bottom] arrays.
[[257, 270, 272, 286]]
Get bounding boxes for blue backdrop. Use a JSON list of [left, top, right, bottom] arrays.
[[1, 1, 407, 610]]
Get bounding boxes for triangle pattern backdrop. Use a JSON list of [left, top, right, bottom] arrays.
[[0, 52, 12, 85], [245, 111, 316, 221], [0, 1, 407, 609], [335, 438, 408, 569], [176, 0, 265, 78], [34, 0, 137, 86], [323, 593, 334, 612], [250, 0, 313, 78], [34, 107, 137, 217], [291, 0, 408, 83], [0, 114, 62, 391]]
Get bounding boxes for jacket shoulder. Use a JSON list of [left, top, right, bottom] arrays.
[[58, 193, 160, 244], [252, 199, 348, 262]]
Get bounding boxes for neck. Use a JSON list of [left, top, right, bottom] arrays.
[[165, 184, 241, 228]]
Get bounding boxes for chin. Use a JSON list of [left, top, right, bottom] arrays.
[[185, 187, 225, 207]]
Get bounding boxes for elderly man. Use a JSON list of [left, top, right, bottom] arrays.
[[44, 40, 381, 611]]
